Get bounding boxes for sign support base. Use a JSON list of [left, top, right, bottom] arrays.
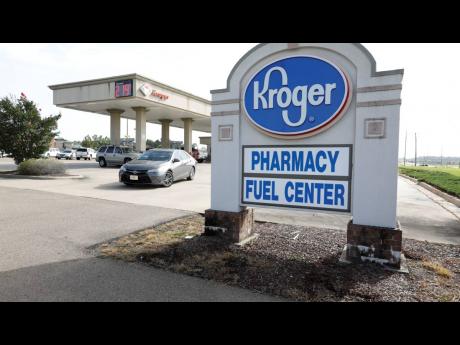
[[344, 220, 403, 269], [204, 208, 254, 243]]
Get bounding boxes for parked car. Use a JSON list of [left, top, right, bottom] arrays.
[[43, 148, 60, 158], [96, 145, 140, 167], [88, 148, 96, 159], [119, 149, 196, 187], [75, 148, 95, 160], [191, 144, 208, 163], [56, 149, 76, 160]]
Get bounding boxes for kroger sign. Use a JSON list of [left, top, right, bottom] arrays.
[[243, 56, 351, 138]]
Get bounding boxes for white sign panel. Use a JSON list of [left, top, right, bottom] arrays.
[[242, 145, 352, 212], [243, 146, 350, 177]]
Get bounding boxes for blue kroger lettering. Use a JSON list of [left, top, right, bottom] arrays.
[[253, 66, 337, 127], [244, 56, 351, 137]]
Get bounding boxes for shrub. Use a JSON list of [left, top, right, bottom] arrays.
[[18, 159, 66, 176]]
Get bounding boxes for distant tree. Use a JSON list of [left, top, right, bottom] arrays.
[[146, 139, 161, 149], [81, 134, 111, 150], [0, 94, 61, 164], [81, 135, 93, 148]]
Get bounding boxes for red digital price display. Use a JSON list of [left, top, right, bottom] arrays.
[[115, 80, 133, 98]]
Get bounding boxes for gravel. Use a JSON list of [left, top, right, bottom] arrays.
[[96, 215, 460, 302]]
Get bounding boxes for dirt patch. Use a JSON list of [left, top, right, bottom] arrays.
[[96, 215, 460, 302]]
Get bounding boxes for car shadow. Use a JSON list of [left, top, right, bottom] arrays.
[[94, 182, 160, 191], [94, 178, 192, 191]]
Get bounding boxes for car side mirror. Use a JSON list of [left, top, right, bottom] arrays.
[[172, 158, 180, 163]]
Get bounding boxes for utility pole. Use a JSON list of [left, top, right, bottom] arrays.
[[441, 147, 443, 166], [404, 130, 407, 166], [414, 132, 417, 167]]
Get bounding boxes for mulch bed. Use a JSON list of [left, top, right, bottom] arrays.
[[95, 215, 460, 302]]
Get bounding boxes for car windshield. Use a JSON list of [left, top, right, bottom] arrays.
[[138, 151, 172, 162], [64, 150, 72, 153], [122, 147, 133, 153]]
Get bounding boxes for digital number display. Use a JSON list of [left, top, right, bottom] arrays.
[[115, 80, 133, 98]]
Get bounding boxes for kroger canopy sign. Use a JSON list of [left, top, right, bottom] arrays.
[[243, 56, 351, 138]]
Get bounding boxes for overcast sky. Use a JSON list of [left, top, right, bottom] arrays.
[[0, 43, 458, 157]]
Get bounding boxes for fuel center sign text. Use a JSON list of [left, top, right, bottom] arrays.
[[242, 145, 352, 212]]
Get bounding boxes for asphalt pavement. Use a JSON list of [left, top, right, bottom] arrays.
[[1, 158, 459, 244], [0, 186, 280, 301]]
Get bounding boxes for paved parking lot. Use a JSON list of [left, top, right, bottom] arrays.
[[0, 186, 279, 301], [0, 158, 210, 212], [1, 157, 459, 244]]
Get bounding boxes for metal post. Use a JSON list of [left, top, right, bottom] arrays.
[[440, 147, 443, 166], [414, 132, 417, 167]]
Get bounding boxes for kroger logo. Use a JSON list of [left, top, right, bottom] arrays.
[[243, 56, 351, 137]]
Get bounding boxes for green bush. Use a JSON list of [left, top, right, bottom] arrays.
[[18, 159, 66, 176]]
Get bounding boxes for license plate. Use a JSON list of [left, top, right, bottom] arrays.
[[130, 175, 139, 181]]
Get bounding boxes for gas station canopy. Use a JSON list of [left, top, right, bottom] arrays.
[[49, 73, 212, 133]]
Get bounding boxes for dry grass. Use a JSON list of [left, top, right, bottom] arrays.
[[422, 261, 454, 279], [99, 215, 203, 261], [18, 158, 66, 176], [96, 214, 460, 302]]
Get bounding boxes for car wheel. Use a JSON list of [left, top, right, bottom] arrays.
[[77, 157, 80, 160], [187, 167, 195, 181], [99, 158, 107, 167], [162, 171, 174, 187]]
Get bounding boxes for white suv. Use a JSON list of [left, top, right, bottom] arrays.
[[76, 148, 95, 160], [96, 145, 140, 167], [44, 148, 60, 158]]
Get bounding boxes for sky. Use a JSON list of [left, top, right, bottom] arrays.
[[0, 43, 458, 158]]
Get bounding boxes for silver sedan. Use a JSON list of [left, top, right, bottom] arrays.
[[119, 149, 197, 187]]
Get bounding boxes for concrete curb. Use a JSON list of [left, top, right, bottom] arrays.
[[0, 173, 84, 180], [399, 174, 460, 208]]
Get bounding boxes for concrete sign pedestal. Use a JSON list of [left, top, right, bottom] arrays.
[[346, 220, 403, 269], [204, 208, 254, 243], [206, 43, 404, 268]]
